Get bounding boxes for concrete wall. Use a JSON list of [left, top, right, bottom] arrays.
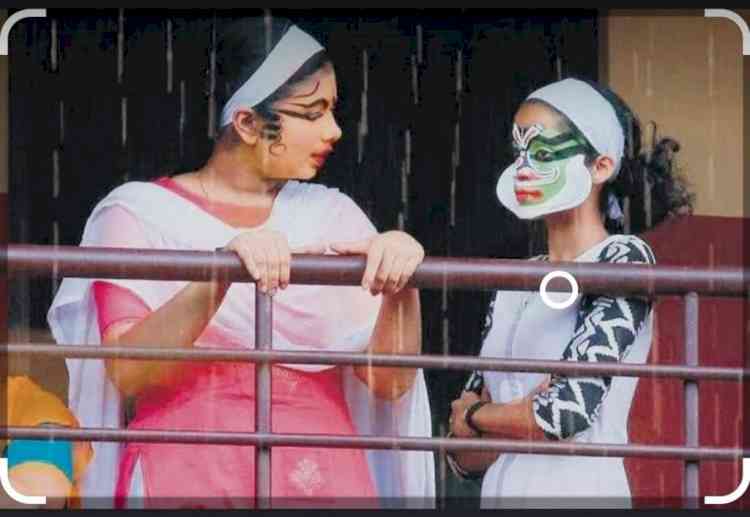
[[601, 9, 744, 218]]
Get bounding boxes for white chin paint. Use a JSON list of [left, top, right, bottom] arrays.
[[496, 154, 592, 220]]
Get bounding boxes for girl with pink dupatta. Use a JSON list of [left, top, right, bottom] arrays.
[[47, 17, 435, 509]]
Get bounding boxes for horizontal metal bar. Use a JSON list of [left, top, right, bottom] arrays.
[[5, 343, 747, 381], [6, 244, 747, 296], [3, 426, 746, 462]]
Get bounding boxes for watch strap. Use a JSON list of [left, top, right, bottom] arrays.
[[464, 400, 489, 436]]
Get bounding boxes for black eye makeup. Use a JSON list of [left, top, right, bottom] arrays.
[[274, 108, 323, 121], [276, 96, 338, 122], [531, 148, 553, 162]]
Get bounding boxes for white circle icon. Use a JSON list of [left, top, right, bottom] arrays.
[[539, 271, 579, 310]]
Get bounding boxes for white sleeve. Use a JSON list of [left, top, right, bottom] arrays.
[[330, 192, 435, 506], [45, 204, 173, 507]]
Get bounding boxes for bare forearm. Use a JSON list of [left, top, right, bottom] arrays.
[[104, 280, 230, 397], [473, 397, 547, 441], [451, 448, 500, 475], [448, 398, 546, 477], [354, 288, 421, 400]]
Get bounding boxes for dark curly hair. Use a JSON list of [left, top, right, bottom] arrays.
[[211, 16, 332, 156]]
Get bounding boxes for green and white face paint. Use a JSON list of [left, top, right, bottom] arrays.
[[495, 78, 626, 221], [496, 122, 593, 219]]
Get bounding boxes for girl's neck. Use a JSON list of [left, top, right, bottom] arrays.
[[198, 151, 284, 206], [544, 206, 609, 262]]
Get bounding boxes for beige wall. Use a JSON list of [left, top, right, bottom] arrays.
[[602, 10, 745, 218], [0, 9, 7, 194]]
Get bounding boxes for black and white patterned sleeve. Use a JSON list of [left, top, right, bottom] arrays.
[[463, 370, 486, 396], [532, 237, 656, 441]]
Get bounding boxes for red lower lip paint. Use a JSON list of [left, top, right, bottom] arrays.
[[515, 189, 542, 200]]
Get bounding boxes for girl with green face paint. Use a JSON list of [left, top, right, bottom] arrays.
[[447, 78, 694, 509], [496, 79, 613, 222]]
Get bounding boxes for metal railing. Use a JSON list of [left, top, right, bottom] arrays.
[[4, 243, 749, 508]]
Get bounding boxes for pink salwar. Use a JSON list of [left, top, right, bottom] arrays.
[[113, 362, 377, 508]]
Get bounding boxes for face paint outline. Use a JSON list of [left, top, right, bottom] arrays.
[[512, 123, 561, 204], [511, 122, 590, 206]]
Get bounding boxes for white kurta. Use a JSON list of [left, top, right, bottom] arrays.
[[479, 235, 654, 509], [47, 180, 435, 508]]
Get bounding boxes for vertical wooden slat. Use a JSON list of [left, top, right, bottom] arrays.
[[343, 17, 409, 230], [122, 10, 179, 180], [410, 16, 461, 507], [207, 13, 216, 140], [117, 8, 124, 84], [399, 128, 411, 231], [57, 11, 121, 249], [312, 16, 363, 198], [557, 13, 599, 81], [357, 48, 368, 166], [9, 14, 57, 334], [50, 18, 58, 72], [172, 13, 212, 172], [166, 18, 173, 94]]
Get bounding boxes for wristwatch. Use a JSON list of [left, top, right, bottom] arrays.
[[464, 400, 489, 436]]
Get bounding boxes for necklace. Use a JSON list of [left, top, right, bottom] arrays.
[[198, 171, 211, 202], [197, 170, 284, 208]]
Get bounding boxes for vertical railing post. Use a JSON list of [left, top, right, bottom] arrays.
[[255, 291, 273, 509], [684, 292, 700, 508]]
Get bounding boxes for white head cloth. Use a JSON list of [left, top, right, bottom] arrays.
[[526, 78, 624, 179], [219, 24, 324, 127]]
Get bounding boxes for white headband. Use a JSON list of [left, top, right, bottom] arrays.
[[526, 78, 624, 179], [219, 24, 324, 127]]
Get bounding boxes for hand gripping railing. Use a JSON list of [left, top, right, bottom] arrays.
[[4, 244, 749, 508]]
